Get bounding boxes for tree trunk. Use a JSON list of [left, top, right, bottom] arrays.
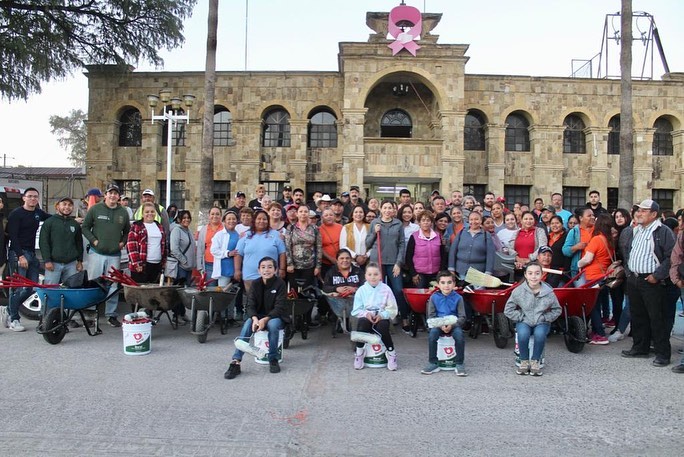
[[618, 0, 634, 209], [199, 0, 219, 224]]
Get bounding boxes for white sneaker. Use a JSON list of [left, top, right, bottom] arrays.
[[0, 306, 9, 328], [9, 320, 25, 332], [386, 351, 397, 371], [608, 331, 624, 343]]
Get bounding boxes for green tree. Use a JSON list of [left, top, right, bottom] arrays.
[[0, 0, 197, 100], [49, 109, 87, 166]]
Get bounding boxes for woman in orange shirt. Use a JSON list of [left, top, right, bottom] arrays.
[[577, 213, 615, 345]]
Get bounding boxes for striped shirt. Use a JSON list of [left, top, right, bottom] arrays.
[[627, 220, 661, 274]]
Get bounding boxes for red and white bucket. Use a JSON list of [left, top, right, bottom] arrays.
[[122, 312, 152, 356], [253, 330, 284, 364], [437, 336, 457, 370], [363, 342, 387, 368]]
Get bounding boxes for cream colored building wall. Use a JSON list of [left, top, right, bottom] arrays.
[[86, 44, 684, 215]]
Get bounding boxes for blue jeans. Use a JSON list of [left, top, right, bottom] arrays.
[[590, 286, 608, 336], [232, 317, 284, 361], [43, 260, 79, 286], [87, 252, 121, 317], [616, 295, 631, 333], [516, 322, 550, 361], [381, 264, 409, 320], [428, 325, 465, 365], [203, 261, 214, 280], [8, 250, 40, 322]]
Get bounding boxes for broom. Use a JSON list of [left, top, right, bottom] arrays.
[[464, 267, 513, 288], [350, 331, 381, 344], [427, 315, 459, 329], [465, 266, 564, 288]]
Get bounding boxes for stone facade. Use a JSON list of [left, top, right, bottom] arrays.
[[85, 11, 684, 217]]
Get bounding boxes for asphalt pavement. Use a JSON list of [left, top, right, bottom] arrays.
[[1, 305, 683, 457]]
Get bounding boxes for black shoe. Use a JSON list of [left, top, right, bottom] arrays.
[[671, 364, 684, 373], [269, 359, 281, 373], [107, 316, 122, 328], [652, 358, 670, 367], [621, 349, 649, 358], [224, 362, 241, 379]]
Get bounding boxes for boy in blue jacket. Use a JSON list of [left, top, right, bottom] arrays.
[[422, 271, 467, 376]]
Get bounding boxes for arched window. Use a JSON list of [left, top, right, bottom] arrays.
[[464, 111, 486, 151], [213, 106, 232, 146], [607, 115, 620, 155], [652, 117, 673, 156], [563, 114, 586, 153], [504, 112, 530, 151], [161, 106, 186, 147], [308, 109, 337, 148], [262, 108, 291, 147], [118, 108, 142, 147], [380, 109, 412, 138]]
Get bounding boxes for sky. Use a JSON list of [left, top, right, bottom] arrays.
[[1, 0, 682, 168]]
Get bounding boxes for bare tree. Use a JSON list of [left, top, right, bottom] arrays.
[[618, 0, 634, 208], [199, 0, 218, 223]]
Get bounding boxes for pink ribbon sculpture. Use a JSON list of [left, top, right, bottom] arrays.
[[387, 4, 422, 56]]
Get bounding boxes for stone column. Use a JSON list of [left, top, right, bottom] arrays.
[[86, 120, 118, 188], [436, 110, 465, 194], [528, 125, 564, 199], [634, 128, 656, 201], [139, 120, 161, 192], [673, 130, 684, 208], [484, 123, 505, 195], [585, 127, 610, 198], [340, 108, 367, 193], [231, 119, 261, 195], [288, 120, 308, 190]]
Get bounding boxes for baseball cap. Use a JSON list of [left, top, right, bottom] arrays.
[[57, 196, 73, 204], [331, 198, 343, 205], [496, 196, 506, 203], [86, 188, 103, 197], [637, 199, 659, 212], [121, 195, 129, 201], [285, 203, 299, 212], [283, 185, 292, 191], [142, 188, 154, 196], [350, 185, 360, 192], [235, 191, 246, 198], [309, 210, 318, 218], [106, 184, 120, 194], [341, 191, 350, 197], [537, 245, 553, 255], [542, 205, 555, 213], [431, 190, 440, 195]]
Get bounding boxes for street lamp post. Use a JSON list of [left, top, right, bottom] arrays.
[[147, 90, 196, 209]]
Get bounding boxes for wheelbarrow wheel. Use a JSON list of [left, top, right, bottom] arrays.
[[564, 315, 586, 353], [409, 312, 418, 338], [283, 324, 292, 349], [42, 308, 67, 345], [19, 292, 42, 321], [195, 310, 209, 343], [493, 313, 511, 349]]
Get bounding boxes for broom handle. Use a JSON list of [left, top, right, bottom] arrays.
[[376, 229, 382, 271]]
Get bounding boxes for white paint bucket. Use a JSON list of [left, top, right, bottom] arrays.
[[122, 320, 152, 356], [363, 342, 387, 368], [253, 329, 284, 364], [437, 336, 457, 370]]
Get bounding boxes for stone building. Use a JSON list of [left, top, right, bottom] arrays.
[[85, 9, 684, 215]]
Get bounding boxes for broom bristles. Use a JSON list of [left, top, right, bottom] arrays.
[[350, 331, 381, 344], [464, 267, 503, 288], [234, 338, 267, 359], [427, 315, 459, 328]]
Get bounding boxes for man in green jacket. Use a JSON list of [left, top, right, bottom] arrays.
[[82, 184, 130, 327], [39, 196, 83, 285]]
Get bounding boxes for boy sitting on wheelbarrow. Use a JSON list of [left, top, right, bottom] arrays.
[[421, 271, 468, 377], [224, 257, 291, 379]]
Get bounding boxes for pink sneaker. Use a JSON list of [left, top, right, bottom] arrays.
[[354, 352, 364, 370], [386, 351, 397, 371], [589, 334, 609, 345]]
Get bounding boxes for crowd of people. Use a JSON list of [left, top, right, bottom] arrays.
[[0, 183, 683, 377]]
